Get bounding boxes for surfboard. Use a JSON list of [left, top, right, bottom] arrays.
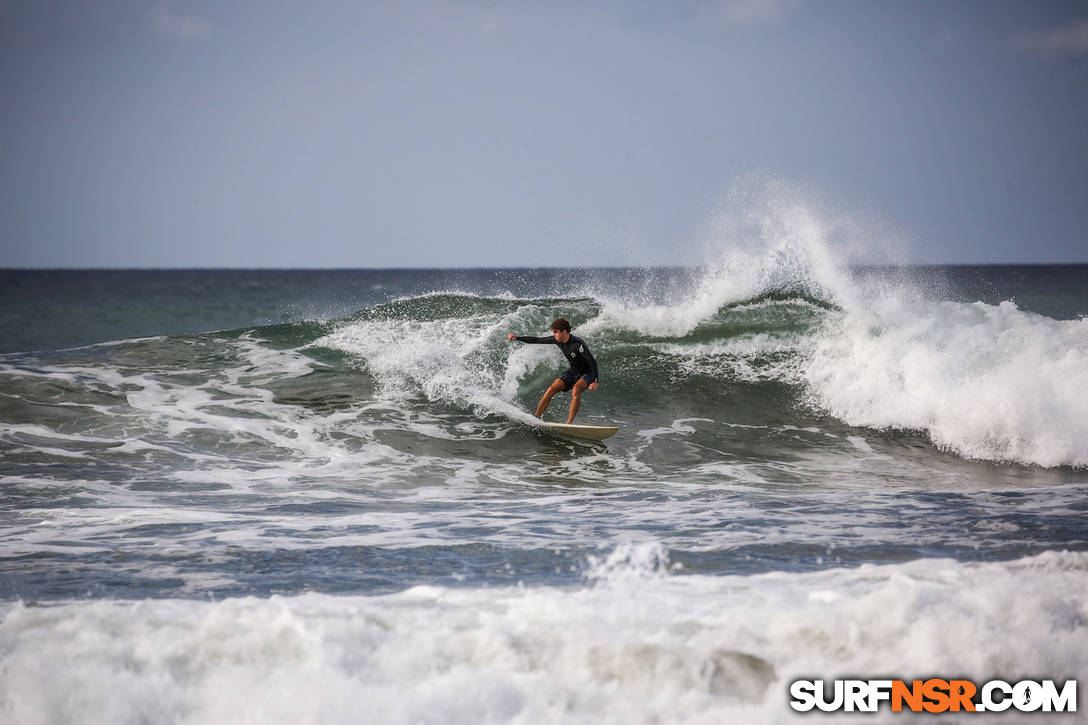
[[538, 422, 620, 441]]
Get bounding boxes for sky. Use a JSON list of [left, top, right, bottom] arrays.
[[1, 0, 1086, 268]]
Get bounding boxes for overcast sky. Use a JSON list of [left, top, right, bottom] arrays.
[[2, 0, 1086, 268]]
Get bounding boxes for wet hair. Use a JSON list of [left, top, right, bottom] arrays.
[[550, 317, 571, 332]]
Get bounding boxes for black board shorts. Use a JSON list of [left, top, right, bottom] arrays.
[[558, 369, 595, 391]]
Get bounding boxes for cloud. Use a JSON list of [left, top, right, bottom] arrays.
[[152, 2, 212, 40], [1019, 17, 1088, 56]]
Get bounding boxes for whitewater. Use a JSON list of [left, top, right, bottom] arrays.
[[1, 192, 1086, 722]]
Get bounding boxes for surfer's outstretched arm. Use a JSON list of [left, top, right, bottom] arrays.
[[507, 333, 554, 344]]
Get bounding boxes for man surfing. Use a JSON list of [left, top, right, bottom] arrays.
[[507, 317, 599, 424]]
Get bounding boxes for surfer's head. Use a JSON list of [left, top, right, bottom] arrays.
[[551, 318, 571, 343]]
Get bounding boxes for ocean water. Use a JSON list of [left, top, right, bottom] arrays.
[[2, 224, 1087, 721]]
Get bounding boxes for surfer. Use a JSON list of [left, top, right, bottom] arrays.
[[507, 318, 599, 423]]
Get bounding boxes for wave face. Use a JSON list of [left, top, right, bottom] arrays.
[[2, 191, 1087, 723], [295, 195, 1088, 470]]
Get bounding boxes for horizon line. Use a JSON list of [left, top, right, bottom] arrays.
[[3, 261, 1088, 272]]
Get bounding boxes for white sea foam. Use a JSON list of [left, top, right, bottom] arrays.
[[313, 302, 554, 427], [0, 334, 479, 535], [652, 335, 805, 382], [2, 548, 1084, 724], [805, 294, 1088, 468]]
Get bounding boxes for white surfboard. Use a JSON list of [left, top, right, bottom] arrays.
[[538, 422, 620, 441]]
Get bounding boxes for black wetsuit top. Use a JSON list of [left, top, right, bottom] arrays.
[[515, 334, 599, 383]]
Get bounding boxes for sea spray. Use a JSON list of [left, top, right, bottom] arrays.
[[578, 180, 1088, 468]]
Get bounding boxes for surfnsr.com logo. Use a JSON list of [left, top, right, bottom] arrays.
[[789, 679, 1078, 714]]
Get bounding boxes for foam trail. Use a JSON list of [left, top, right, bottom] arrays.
[[313, 302, 542, 425]]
